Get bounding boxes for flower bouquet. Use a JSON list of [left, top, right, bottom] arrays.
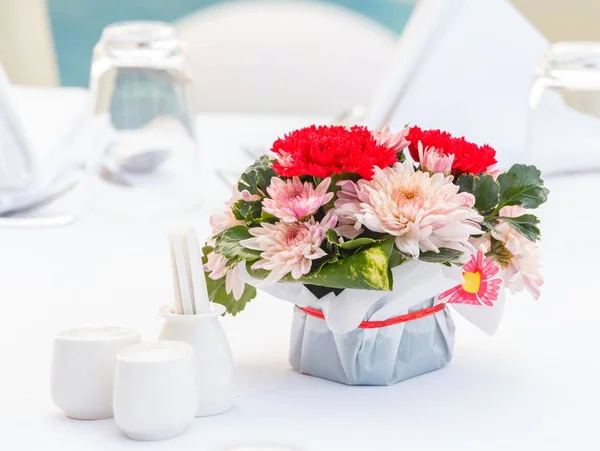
[[203, 125, 549, 385]]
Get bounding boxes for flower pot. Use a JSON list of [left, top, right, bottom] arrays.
[[289, 297, 455, 386]]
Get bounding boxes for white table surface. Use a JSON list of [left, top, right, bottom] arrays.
[[1, 108, 599, 450]]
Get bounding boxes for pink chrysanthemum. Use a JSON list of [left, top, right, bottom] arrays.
[[372, 126, 410, 153], [205, 186, 259, 300], [439, 250, 502, 306], [240, 213, 337, 285], [210, 186, 259, 235], [332, 179, 364, 239], [262, 177, 333, 223], [204, 252, 245, 301], [418, 142, 454, 175], [334, 161, 482, 258]]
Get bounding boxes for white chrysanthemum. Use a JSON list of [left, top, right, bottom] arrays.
[[335, 161, 482, 258], [471, 206, 543, 299]]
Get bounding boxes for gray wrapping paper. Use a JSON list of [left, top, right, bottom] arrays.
[[289, 297, 455, 386]]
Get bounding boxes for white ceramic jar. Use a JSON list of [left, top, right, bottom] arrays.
[[113, 341, 197, 441], [50, 326, 141, 420], [158, 303, 234, 416]]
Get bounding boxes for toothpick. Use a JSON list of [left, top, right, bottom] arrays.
[[185, 228, 212, 314], [168, 235, 183, 315], [169, 232, 194, 315]]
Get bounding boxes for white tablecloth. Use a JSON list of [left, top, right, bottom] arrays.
[[1, 108, 598, 450]]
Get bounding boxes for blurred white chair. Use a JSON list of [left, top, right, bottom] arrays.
[[362, 0, 464, 128], [182, 0, 550, 170], [176, 0, 398, 115], [388, 0, 548, 168]]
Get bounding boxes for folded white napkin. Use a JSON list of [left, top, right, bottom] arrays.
[[0, 64, 90, 214], [0, 66, 33, 192]]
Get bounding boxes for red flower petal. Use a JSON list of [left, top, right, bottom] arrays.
[[406, 126, 497, 175], [271, 125, 398, 179]]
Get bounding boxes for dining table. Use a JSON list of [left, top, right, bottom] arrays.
[[0, 90, 598, 451]]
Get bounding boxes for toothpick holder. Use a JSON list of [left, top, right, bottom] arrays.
[[157, 304, 234, 417]]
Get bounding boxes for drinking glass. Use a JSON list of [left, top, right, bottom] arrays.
[[527, 42, 600, 175], [88, 21, 200, 214]]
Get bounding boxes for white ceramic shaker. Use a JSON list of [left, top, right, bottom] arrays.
[[113, 341, 197, 441], [158, 303, 234, 416], [51, 326, 141, 420]]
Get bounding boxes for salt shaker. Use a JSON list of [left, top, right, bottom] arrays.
[[158, 303, 234, 416], [51, 327, 141, 420], [113, 341, 197, 441]]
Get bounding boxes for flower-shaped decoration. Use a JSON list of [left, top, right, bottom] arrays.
[[203, 123, 548, 315], [439, 251, 502, 306]]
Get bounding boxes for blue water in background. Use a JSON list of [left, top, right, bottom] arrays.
[[48, 0, 413, 87]]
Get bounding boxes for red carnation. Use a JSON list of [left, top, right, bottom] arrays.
[[406, 126, 497, 175], [271, 125, 398, 180]]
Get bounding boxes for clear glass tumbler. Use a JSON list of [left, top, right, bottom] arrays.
[[88, 21, 200, 214], [528, 42, 600, 176]]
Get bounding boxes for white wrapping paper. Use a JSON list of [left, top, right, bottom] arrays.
[[240, 260, 505, 385], [290, 297, 454, 385]]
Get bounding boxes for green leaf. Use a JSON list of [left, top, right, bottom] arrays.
[[457, 174, 475, 194], [389, 247, 408, 269], [214, 226, 261, 261], [497, 164, 549, 209], [418, 248, 464, 265], [457, 173, 499, 214], [311, 246, 340, 274], [325, 229, 380, 251], [237, 155, 277, 196], [247, 240, 395, 291], [473, 174, 500, 213], [325, 229, 339, 246], [301, 240, 394, 290], [338, 237, 380, 251], [205, 271, 256, 315], [259, 211, 278, 223], [498, 214, 541, 242], [231, 199, 262, 222], [481, 219, 496, 231], [202, 246, 256, 315]]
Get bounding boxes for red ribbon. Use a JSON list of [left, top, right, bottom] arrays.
[[297, 303, 447, 329]]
